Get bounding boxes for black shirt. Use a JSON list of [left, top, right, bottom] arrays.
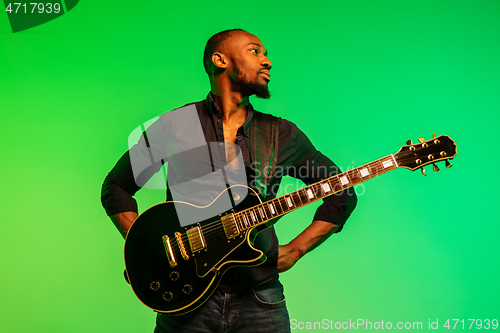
[[101, 93, 357, 287]]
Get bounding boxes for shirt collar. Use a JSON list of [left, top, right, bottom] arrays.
[[205, 92, 254, 137]]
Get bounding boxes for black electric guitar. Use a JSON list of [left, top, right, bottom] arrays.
[[124, 134, 457, 315]]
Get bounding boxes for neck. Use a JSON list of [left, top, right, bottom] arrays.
[[211, 81, 249, 124]]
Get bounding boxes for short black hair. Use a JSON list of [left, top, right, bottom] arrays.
[[203, 29, 246, 75]]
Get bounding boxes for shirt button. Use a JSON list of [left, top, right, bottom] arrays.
[[217, 120, 221, 124], [219, 142, 223, 146]]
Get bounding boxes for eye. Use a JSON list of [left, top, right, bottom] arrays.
[[249, 48, 258, 54]]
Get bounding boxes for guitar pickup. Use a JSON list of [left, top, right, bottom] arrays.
[[187, 225, 207, 253], [221, 213, 240, 239], [162, 235, 177, 268]]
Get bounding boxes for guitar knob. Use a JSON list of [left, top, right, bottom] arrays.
[[421, 168, 427, 176], [406, 139, 412, 145], [162, 291, 174, 302], [169, 271, 180, 281], [433, 163, 440, 172], [182, 284, 193, 295], [149, 281, 160, 291], [418, 137, 425, 143], [445, 160, 453, 168]]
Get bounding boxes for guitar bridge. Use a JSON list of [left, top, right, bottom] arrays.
[[174, 232, 190, 261], [187, 224, 207, 253], [221, 213, 240, 239], [162, 235, 177, 268]]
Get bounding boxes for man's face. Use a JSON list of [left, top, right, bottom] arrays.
[[225, 31, 272, 99]]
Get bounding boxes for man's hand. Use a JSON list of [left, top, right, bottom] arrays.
[[277, 220, 339, 273]]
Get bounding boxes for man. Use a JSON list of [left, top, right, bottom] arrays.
[[101, 29, 356, 332]]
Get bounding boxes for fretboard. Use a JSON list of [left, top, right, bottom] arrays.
[[234, 154, 399, 231]]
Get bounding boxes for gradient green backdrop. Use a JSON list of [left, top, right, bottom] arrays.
[[1, 0, 499, 331]]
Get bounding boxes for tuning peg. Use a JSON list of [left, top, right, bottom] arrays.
[[421, 168, 427, 176], [406, 139, 412, 145], [433, 163, 440, 172], [418, 137, 425, 143], [445, 160, 452, 168], [432, 133, 436, 139]]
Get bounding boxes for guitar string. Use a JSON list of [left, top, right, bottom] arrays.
[[169, 160, 386, 246], [167, 194, 303, 252], [165, 155, 434, 253], [167, 152, 445, 246], [168, 183, 346, 252], [177, 156, 399, 240]]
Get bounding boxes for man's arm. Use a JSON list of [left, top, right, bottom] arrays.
[[102, 115, 169, 238], [277, 220, 338, 272], [275, 121, 357, 272], [110, 211, 138, 239]]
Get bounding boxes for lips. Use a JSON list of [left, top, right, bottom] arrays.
[[259, 71, 271, 81]]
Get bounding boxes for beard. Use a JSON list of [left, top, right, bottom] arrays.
[[233, 64, 271, 99]]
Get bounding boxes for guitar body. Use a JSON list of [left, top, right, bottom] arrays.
[[124, 189, 275, 315]]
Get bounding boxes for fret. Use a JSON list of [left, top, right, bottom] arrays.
[[262, 203, 271, 220], [285, 195, 294, 209], [236, 213, 244, 231], [326, 178, 336, 195], [250, 209, 258, 224], [273, 197, 285, 215], [321, 181, 332, 194], [257, 205, 267, 220], [254, 207, 262, 225], [303, 186, 316, 202], [268, 202, 276, 215], [331, 179, 339, 193], [305, 187, 315, 200], [358, 165, 371, 178], [390, 154, 399, 168], [376, 159, 385, 174], [311, 183, 319, 198], [338, 173, 351, 188], [290, 192, 301, 209], [299, 188, 308, 203], [381, 157, 395, 170], [369, 162, 381, 178], [348, 167, 363, 185], [294, 190, 304, 207], [243, 213, 249, 228], [278, 196, 289, 214], [310, 183, 321, 198], [317, 182, 325, 196], [292, 192, 299, 205], [275, 197, 285, 215]]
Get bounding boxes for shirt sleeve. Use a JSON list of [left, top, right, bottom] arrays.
[[101, 117, 167, 216], [101, 151, 141, 216], [281, 121, 357, 232]]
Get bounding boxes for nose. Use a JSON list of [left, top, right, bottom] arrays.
[[262, 56, 272, 69]]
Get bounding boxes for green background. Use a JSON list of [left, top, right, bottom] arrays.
[[1, 0, 499, 331]]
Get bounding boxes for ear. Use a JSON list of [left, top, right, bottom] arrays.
[[212, 52, 227, 70]]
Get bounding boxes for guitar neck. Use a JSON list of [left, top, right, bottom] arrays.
[[234, 154, 399, 231]]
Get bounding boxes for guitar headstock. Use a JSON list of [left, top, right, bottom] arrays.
[[394, 134, 457, 175]]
